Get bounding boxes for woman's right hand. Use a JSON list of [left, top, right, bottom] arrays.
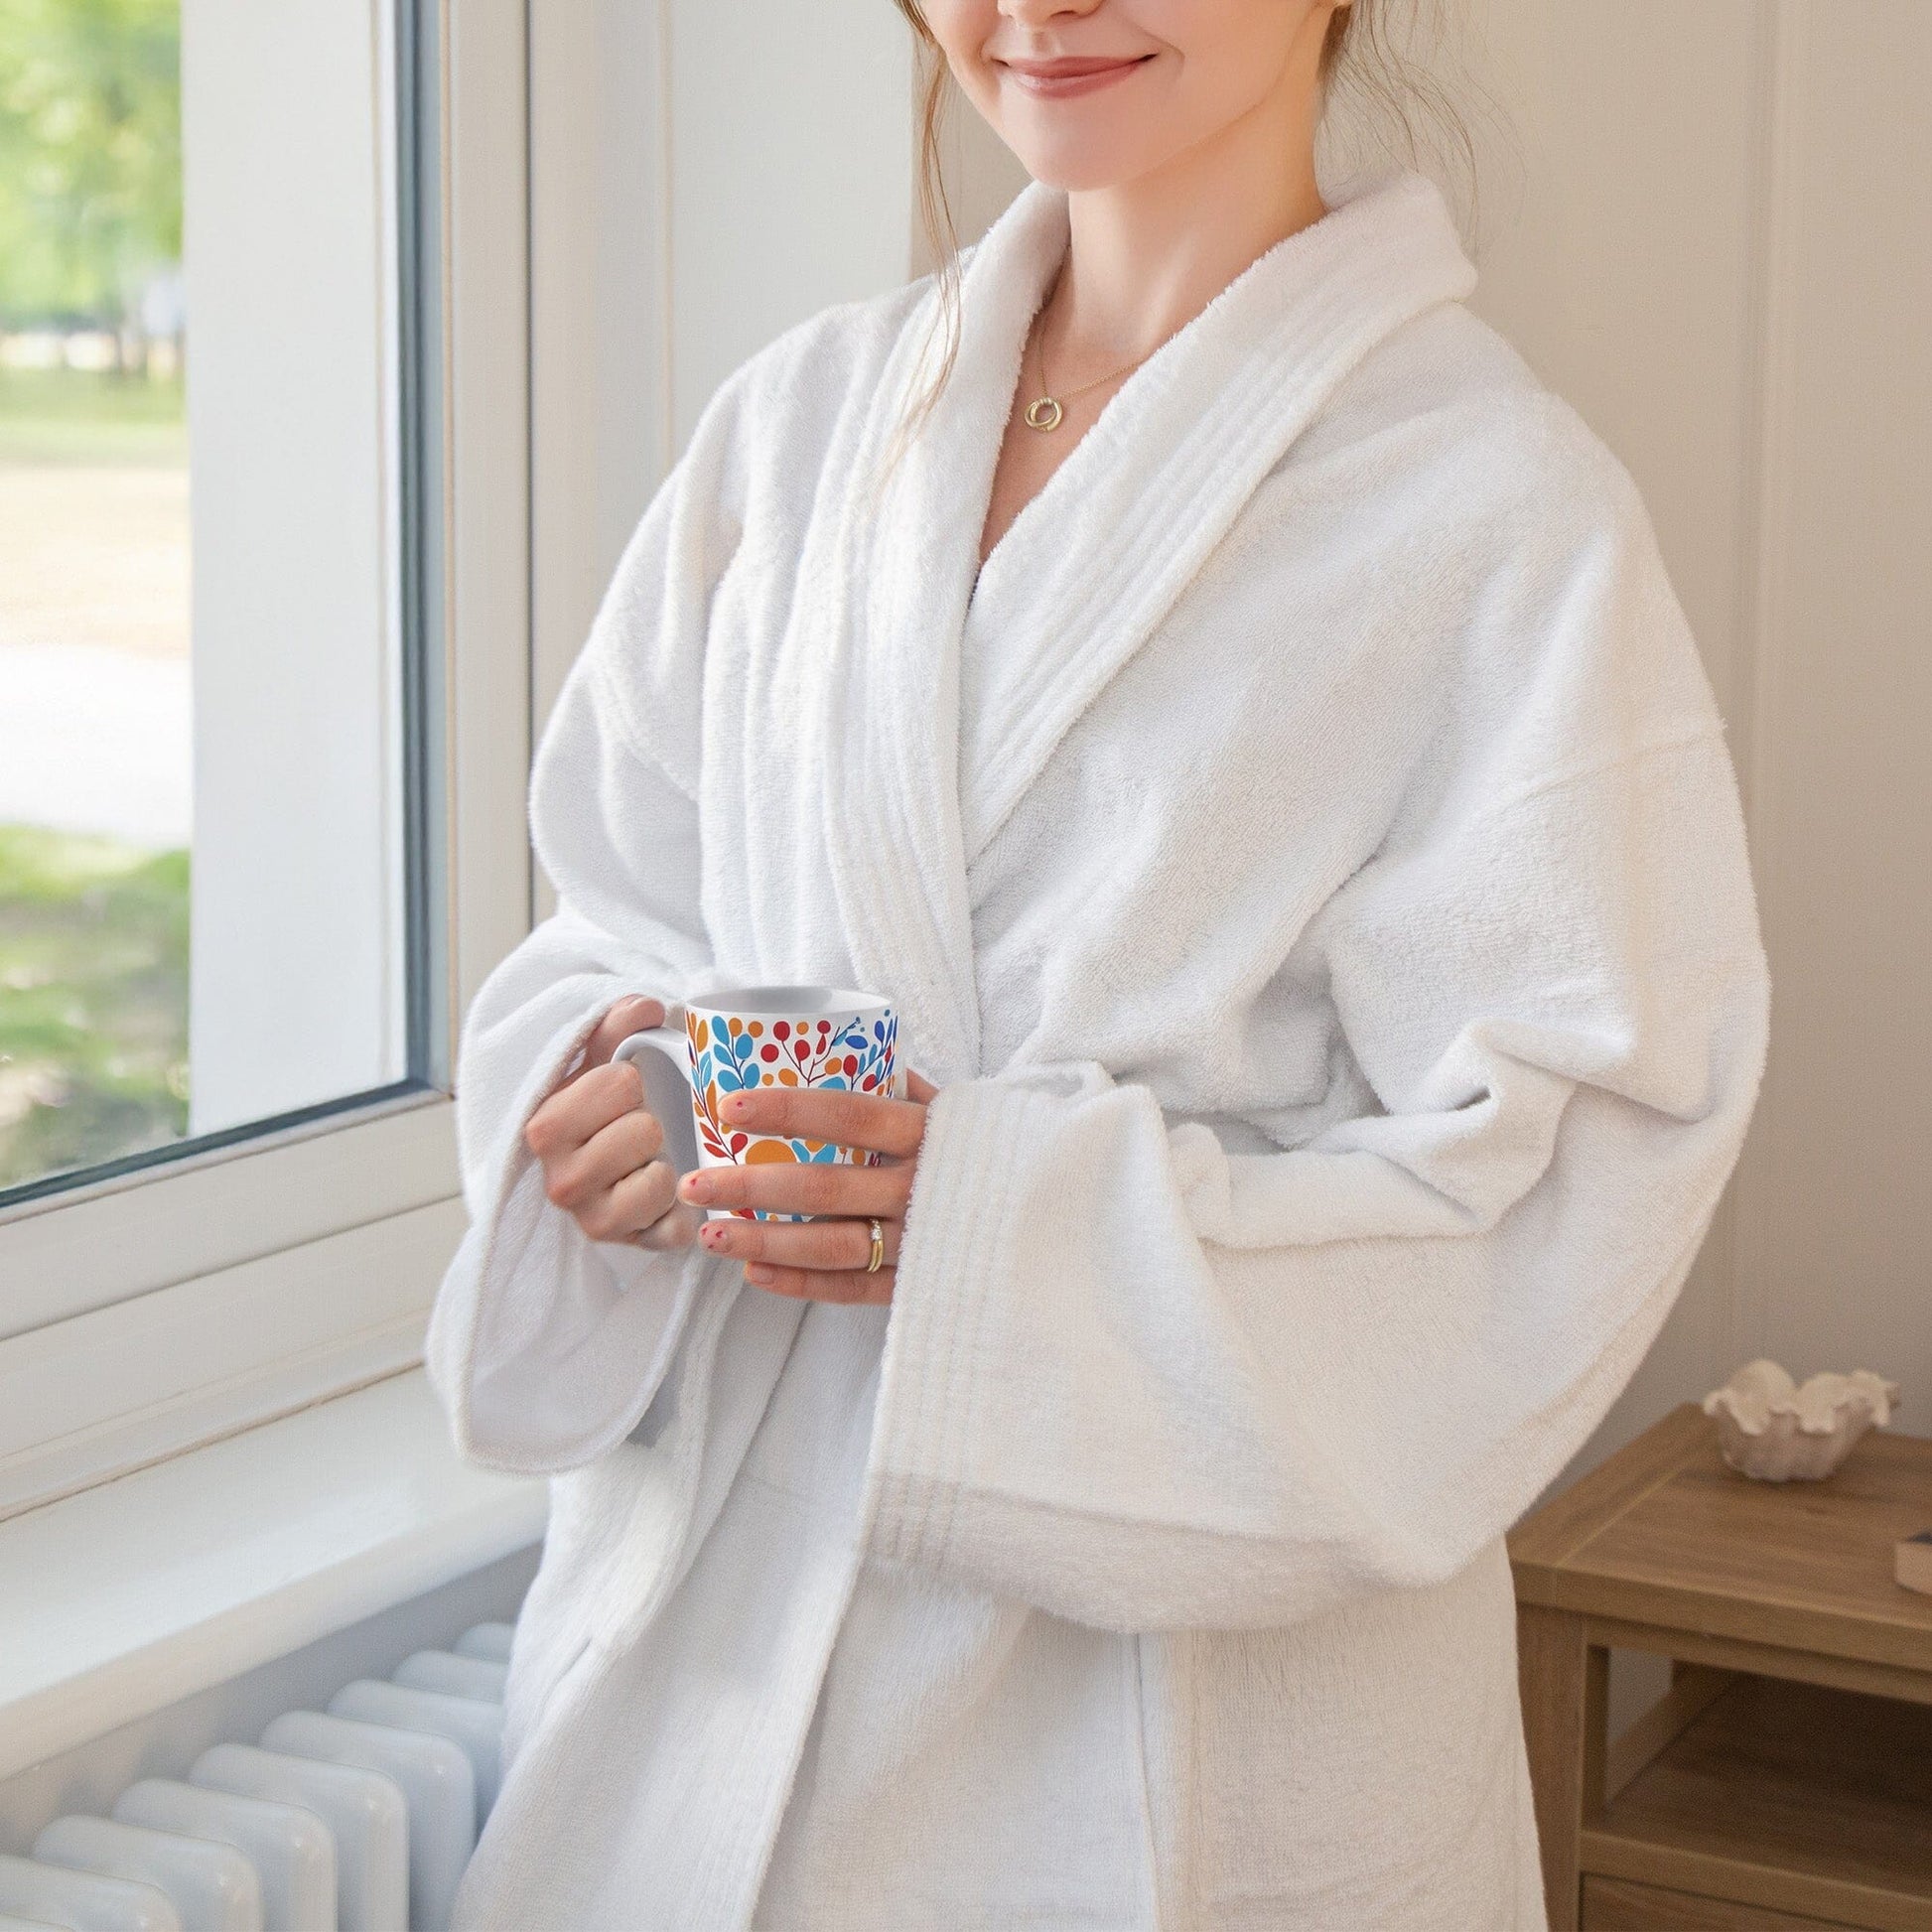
[[523, 995, 698, 1251]]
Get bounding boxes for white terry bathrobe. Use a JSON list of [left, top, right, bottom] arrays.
[[427, 166, 1770, 1931]]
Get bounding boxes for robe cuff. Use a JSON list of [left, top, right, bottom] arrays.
[[428, 987, 700, 1473], [862, 1074, 1060, 1579]]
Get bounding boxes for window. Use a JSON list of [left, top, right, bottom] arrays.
[[1, 0, 434, 1202], [0, 0, 531, 1516], [0, 0, 190, 1190]]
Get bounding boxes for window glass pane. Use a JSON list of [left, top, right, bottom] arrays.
[[0, 0, 426, 1202]]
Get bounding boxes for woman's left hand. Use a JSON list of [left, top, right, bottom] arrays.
[[675, 1069, 938, 1304]]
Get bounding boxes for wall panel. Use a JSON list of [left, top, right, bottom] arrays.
[[1730, 0, 1932, 1403]]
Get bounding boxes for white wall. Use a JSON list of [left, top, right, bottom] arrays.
[[183, 0, 406, 1131], [1718, 2, 1931, 1405], [528, 0, 915, 777], [528, 0, 670, 785]]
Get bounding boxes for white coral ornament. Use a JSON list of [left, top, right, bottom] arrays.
[[1703, 1359, 1900, 1481]]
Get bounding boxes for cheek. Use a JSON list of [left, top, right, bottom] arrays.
[[1136, 0, 1322, 51], [1148, 0, 1314, 115], [920, 0, 1000, 94]]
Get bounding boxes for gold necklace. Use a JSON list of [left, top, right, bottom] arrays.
[[1022, 316, 1160, 433]]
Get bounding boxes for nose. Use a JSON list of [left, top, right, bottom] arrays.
[[999, 0, 1105, 26]]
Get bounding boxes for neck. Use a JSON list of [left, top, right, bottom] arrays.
[[1046, 72, 1331, 369]]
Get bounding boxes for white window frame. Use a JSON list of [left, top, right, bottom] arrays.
[[0, 0, 533, 1519]]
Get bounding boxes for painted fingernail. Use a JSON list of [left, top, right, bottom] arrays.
[[680, 1173, 712, 1202], [723, 1093, 752, 1119], [700, 1223, 728, 1248]]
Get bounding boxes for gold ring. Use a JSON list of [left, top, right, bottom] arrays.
[[865, 1217, 886, 1274]]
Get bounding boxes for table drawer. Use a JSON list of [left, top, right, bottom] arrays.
[[1584, 1876, 1858, 1930]]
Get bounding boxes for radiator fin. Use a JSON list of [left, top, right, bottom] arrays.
[[18, 1619, 513, 1932]]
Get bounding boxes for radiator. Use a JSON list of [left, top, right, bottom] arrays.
[[0, 1619, 516, 1932]]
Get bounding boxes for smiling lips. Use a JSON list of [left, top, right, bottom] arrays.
[[1000, 54, 1153, 99]]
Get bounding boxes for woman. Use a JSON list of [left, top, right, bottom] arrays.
[[428, 0, 1770, 1925]]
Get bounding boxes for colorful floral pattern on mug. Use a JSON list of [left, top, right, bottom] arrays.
[[686, 1006, 898, 1221]]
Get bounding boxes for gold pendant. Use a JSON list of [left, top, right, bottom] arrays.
[[1024, 395, 1063, 433]]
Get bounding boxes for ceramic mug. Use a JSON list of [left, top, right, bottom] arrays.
[[613, 984, 899, 1223]]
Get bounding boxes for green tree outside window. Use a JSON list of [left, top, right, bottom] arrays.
[[0, 0, 181, 346]]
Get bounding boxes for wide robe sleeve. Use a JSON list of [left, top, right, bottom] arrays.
[[864, 453, 1772, 1634], [424, 372, 749, 1475]]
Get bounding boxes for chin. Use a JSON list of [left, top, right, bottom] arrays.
[[1001, 130, 1169, 196]]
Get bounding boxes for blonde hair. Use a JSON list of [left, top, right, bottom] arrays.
[[878, 1, 1472, 482]]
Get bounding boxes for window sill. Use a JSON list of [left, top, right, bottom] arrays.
[[0, 1369, 547, 1781]]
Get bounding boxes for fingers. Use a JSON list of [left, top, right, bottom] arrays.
[[551, 1154, 681, 1244], [581, 995, 667, 1069], [718, 1084, 926, 1159], [528, 1009, 930, 1280], [629, 1195, 701, 1253], [595, 1157, 681, 1244], [676, 1157, 908, 1220], [538, 1113, 659, 1211], [539, 1107, 678, 1243], [696, 1210, 898, 1272], [526, 1059, 655, 1164], [744, 1265, 896, 1308]]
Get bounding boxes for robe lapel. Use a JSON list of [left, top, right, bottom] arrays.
[[815, 167, 1476, 1081], [958, 167, 1478, 866], [809, 187, 1067, 1084]]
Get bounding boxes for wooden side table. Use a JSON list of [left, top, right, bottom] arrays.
[[1508, 1405, 1932, 1931]]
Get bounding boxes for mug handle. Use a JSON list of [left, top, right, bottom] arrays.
[[612, 1020, 700, 1177]]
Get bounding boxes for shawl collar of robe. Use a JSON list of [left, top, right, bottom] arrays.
[[803, 167, 1476, 1085]]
